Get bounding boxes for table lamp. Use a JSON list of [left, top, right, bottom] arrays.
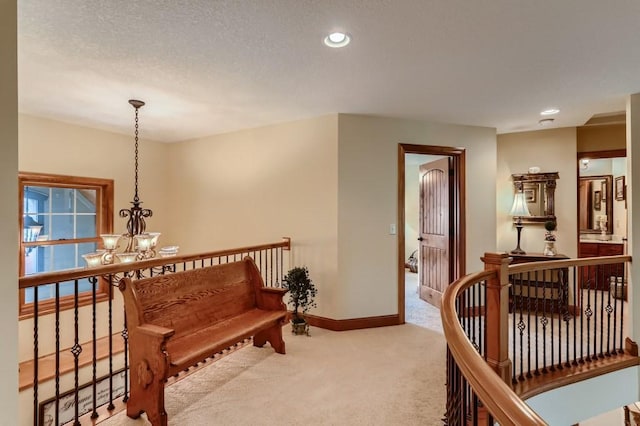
[[510, 191, 531, 254]]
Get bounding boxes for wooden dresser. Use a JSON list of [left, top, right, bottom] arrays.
[[578, 241, 625, 291], [509, 253, 570, 313]]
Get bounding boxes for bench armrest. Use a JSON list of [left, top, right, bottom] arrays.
[[258, 287, 288, 311], [137, 323, 175, 339]]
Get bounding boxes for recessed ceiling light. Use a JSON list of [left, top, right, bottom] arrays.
[[539, 118, 555, 126], [324, 32, 351, 48], [540, 108, 560, 116]]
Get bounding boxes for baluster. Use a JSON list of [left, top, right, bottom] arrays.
[[461, 375, 468, 426], [526, 271, 532, 378], [540, 270, 549, 374], [579, 266, 586, 363], [72, 280, 82, 426], [586, 269, 593, 362], [572, 266, 579, 366], [598, 264, 605, 358], [471, 284, 476, 351], [511, 274, 517, 384], [554, 268, 562, 370], [463, 289, 469, 343], [472, 393, 479, 426], [33, 285, 38, 426], [55, 283, 60, 426], [517, 274, 525, 381], [605, 264, 614, 357], [620, 263, 625, 354], [479, 282, 485, 358], [279, 247, 284, 287], [90, 277, 99, 419], [546, 270, 556, 372], [612, 270, 620, 354], [446, 347, 454, 423], [108, 275, 115, 410], [270, 247, 274, 286], [275, 247, 280, 287], [122, 312, 129, 402], [533, 270, 540, 376]]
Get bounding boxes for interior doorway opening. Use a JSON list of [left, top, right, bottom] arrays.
[[397, 144, 466, 325]]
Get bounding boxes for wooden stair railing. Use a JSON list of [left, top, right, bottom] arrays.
[[442, 251, 637, 426], [441, 266, 546, 425]]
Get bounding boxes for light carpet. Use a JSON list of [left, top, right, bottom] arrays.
[[101, 323, 447, 426]]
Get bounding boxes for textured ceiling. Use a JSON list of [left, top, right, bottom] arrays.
[[17, 0, 640, 142]]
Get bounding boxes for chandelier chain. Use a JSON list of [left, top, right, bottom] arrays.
[[134, 106, 139, 203]]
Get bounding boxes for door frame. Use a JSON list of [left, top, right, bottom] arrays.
[[397, 144, 466, 323]]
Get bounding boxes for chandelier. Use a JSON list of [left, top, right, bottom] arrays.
[[83, 100, 177, 267]]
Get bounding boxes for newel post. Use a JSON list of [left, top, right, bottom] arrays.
[[482, 252, 512, 385]]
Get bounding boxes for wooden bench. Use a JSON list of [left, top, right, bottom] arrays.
[[118, 256, 288, 426]]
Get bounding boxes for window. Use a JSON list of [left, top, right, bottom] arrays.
[[19, 172, 114, 317]]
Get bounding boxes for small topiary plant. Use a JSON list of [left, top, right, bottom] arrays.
[[283, 266, 317, 324], [544, 220, 557, 241]]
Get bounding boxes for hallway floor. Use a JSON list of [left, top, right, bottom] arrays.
[[404, 270, 443, 334]]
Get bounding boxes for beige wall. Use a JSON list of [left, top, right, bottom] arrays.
[[338, 114, 497, 319], [577, 124, 626, 152], [497, 128, 578, 257], [166, 115, 340, 317], [0, 1, 19, 422]]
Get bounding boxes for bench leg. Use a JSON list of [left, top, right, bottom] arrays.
[[128, 359, 169, 426], [253, 325, 286, 354]]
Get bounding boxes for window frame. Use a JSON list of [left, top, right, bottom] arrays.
[[19, 172, 114, 319]]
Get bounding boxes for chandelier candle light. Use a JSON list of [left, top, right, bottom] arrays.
[[83, 99, 176, 267]]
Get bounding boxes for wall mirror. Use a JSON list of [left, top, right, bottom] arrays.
[[578, 152, 627, 239], [579, 175, 613, 233], [511, 172, 559, 223]]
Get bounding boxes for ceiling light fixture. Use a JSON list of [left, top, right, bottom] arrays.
[[323, 31, 351, 48], [84, 99, 174, 267], [538, 118, 555, 126], [540, 108, 560, 116]]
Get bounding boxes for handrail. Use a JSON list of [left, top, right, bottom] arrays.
[[441, 270, 547, 426], [19, 237, 291, 289], [508, 254, 631, 275]]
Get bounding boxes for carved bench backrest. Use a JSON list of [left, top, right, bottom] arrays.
[[124, 257, 264, 339]]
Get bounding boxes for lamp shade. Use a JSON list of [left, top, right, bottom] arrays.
[[101, 234, 122, 250], [510, 193, 531, 217]]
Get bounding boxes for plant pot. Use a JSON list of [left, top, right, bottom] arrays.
[[543, 241, 557, 256], [291, 319, 310, 336]]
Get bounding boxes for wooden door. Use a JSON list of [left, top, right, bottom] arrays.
[[418, 157, 452, 308]]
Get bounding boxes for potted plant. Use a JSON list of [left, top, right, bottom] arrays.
[[283, 266, 317, 335], [543, 220, 557, 256]]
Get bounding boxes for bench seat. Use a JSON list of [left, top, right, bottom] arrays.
[[167, 308, 286, 372]]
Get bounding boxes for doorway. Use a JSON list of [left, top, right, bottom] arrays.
[[397, 144, 466, 324]]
